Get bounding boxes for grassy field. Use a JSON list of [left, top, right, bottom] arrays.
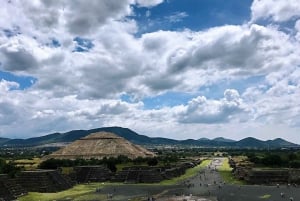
[[218, 158, 245, 185], [61, 167, 74, 174], [259, 194, 271, 199], [116, 162, 138, 171], [20, 182, 160, 201], [20, 183, 106, 201]]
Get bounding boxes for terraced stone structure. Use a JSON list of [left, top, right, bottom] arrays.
[[74, 166, 112, 183], [46, 132, 156, 160], [245, 168, 290, 184], [16, 170, 73, 193], [113, 162, 196, 183], [113, 166, 164, 183], [0, 174, 27, 201]]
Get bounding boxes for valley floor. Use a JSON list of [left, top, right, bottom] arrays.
[[19, 158, 300, 201]]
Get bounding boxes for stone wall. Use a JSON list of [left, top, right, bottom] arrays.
[[245, 169, 289, 184], [16, 170, 73, 193], [289, 169, 300, 183], [112, 162, 196, 183], [0, 174, 27, 201], [74, 166, 111, 183]]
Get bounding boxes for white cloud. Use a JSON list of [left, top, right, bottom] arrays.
[[165, 12, 188, 23], [251, 0, 300, 22], [0, 0, 299, 144], [135, 0, 164, 7], [295, 20, 300, 41], [0, 79, 19, 92], [167, 24, 297, 75], [0, 36, 39, 72], [0, 0, 164, 37], [296, 20, 300, 31], [239, 63, 300, 134], [178, 89, 246, 124]]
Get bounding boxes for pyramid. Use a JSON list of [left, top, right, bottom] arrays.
[[45, 132, 156, 160]]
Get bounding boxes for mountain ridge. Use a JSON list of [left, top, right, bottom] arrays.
[[213, 137, 236, 143], [0, 127, 298, 149]]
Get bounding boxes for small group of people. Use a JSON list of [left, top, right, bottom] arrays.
[[280, 192, 294, 201], [147, 196, 155, 201]]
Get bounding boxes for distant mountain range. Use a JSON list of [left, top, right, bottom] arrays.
[[0, 127, 299, 149], [212, 137, 236, 143]]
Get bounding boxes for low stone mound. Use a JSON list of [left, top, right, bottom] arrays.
[[74, 166, 112, 183], [16, 170, 73, 193], [112, 163, 194, 183], [0, 174, 27, 201], [46, 131, 156, 160]]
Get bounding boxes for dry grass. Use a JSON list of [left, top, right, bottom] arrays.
[[14, 158, 41, 170]]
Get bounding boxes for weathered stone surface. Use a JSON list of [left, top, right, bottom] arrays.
[[74, 165, 112, 183], [16, 170, 73, 193], [46, 132, 155, 160], [112, 163, 195, 183], [0, 174, 27, 201]]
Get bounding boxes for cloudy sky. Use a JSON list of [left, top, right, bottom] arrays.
[[0, 0, 300, 143]]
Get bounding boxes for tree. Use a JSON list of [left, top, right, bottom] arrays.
[[261, 154, 283, 166], [133, 157, 146, 165], [106, 162, 117, 172], [289, 160, 300, 168], [147, 158, 158, 166], [247, 153, 261, 164], [288, 153, 297, 161], [0, 158, 5, 171], [0, 159, 21, 178], [39, 158, 62, 169]]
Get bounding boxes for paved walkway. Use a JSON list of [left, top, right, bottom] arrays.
[[173, 158, 300, 201], [94, 158, 300, 201], [156, 158, 300, 201]]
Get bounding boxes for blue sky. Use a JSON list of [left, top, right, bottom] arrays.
[[0, 0, 300, 143], [0, 70, 36, 90], [133, 0, 253, 33]]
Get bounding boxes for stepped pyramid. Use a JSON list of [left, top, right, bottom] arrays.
[[0, 174, 27, 200], [46, 132, 155, 160]]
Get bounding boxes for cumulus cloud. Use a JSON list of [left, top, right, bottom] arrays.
[[251, 0, 300, 22], [0, 87, 143, 138], [0, 102, 19, 126], [295, 20, 300, 41], [0, 79, 19, 92], [135, 0, 164, 7], [138, 24, 298, 95], [65, 0, 134, 35], [2, 0, 164, 37], [241, 65, 300, 128], [0, 0, 300, 143], [178, 89, 245, 124], [1, 2, 298, 99], [167, 24, 297, 75], [0, 36, 38, 71]]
